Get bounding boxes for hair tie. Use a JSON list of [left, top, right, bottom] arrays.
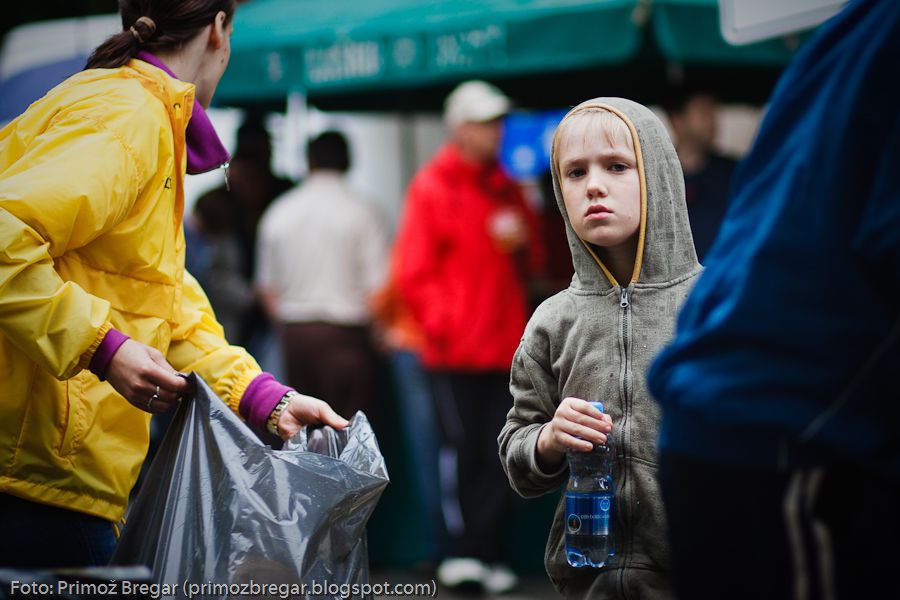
[[129, 16, 156, 44]]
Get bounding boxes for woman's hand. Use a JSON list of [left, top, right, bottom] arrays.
[[276, 394, 350, 441], [105, 339, 191, 413], [535, 397, 613, 472]]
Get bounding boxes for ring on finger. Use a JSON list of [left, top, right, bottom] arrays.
[[147, 385, 161, 410]]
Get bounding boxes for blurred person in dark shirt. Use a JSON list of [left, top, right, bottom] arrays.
[[184, 191, 253, 341], [193, 115, 292, 352], [665, 89, 737, 262], [649, 2, 900, 598]]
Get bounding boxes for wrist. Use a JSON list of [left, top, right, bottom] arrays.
[[89, 328, 130, 381], [238, 372, 293, 431], [535, 424, 565, 474], [267, 390, 300, 436]]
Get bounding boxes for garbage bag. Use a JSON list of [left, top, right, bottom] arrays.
[[111, 374, 389, 598]]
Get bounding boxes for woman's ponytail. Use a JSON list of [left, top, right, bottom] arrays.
[[84, 1, 236, 71], [84, 30, 142, 70]]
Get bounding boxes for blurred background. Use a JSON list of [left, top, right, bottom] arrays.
[[0, 0, 816, 224], [0, 0, 839, 593]]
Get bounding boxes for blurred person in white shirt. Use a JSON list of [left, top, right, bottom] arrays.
[[256, 130, 388, 419]]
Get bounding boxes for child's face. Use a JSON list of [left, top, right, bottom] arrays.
[[557, 113, 641, 252]]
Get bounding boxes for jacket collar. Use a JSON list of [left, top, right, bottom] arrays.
[[131, 53, 230, 175]]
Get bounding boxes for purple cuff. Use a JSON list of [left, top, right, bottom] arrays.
[[239, 373, 294, 432], [89, 329, 130, 381]]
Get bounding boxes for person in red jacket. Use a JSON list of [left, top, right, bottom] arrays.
[[393, 80, 545, 593]]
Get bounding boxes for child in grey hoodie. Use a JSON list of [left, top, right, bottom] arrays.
[[499, 98, 701, 599]]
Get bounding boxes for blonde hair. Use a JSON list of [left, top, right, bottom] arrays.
[[552, 107, 635, 173]]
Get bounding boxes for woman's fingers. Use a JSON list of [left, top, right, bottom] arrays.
[[147, 350, 191, 394], [106, 339, 189, 413], [140, 381, 183, 413], [278, 394, 350, 440], [312, 401, 350, 430]]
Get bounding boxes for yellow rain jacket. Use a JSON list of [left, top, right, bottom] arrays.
[[0, 59, 261, 522]]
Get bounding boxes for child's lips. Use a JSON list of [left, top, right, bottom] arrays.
[[586, 204, 612, 219]]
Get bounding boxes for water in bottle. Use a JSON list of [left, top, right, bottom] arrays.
[[565, 401, 614, 568]]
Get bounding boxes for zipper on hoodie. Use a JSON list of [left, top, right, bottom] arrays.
[[619, 285, 631, 399], [617, 284, 633, 591]]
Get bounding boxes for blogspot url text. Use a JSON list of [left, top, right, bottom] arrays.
[[6, 579, 439, 599]]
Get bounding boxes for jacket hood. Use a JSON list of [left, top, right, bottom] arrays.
[[550, 97, 698, 291]]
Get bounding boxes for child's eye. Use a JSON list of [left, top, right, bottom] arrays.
[[567, 167, 586, 178], [609, 163, 629, 173]]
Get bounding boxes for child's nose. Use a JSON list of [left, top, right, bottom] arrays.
[[587, 170, 609, 198]]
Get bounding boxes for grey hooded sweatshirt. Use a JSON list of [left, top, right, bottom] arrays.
[[499, 98, 701, 599]]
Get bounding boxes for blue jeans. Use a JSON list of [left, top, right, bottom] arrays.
[[0, 493, 117, 568], [390, 350, 446, 562]]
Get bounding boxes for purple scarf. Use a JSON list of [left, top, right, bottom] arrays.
[[136, 51, 230, 174]]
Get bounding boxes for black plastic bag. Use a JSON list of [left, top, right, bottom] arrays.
[[112, 374, 389, 599]]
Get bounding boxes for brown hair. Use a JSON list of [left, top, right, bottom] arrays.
[[85, 0, 238, 70]]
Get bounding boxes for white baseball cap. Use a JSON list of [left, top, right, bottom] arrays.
[[443, 80, 511, 128]]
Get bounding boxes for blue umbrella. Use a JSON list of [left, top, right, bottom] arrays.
[[0, 14, 119, 124], [0, 55, 88, 123]]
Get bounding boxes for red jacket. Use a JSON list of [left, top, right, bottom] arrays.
[[394, 143, 545, 370]]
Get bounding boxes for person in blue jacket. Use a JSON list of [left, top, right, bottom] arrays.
[[647, 1, 900, 599]]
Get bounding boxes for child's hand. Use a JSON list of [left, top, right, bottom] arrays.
[[535, 397, 612, 472]]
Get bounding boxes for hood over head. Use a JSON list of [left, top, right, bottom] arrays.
[[550, 97, 698, 291]]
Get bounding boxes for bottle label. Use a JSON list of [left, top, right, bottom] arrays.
[[565, 491, 612, 536]]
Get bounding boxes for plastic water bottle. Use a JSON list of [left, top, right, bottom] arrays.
[[564, 401, 615, 568]]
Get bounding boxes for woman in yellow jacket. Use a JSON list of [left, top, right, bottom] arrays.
[[0, 0, 348, 568]]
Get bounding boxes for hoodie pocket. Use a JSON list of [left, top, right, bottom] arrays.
[[626, 457, 673, 572], [58, 370, 90, 458]]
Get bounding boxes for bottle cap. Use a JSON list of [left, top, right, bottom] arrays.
[[590, 401, 604, 413]]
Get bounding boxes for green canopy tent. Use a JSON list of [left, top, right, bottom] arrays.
[[217, 0, 811, 111]]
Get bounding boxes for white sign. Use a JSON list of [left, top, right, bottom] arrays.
[[718, 0, 848, 45], [304, 40, 384, 86]]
